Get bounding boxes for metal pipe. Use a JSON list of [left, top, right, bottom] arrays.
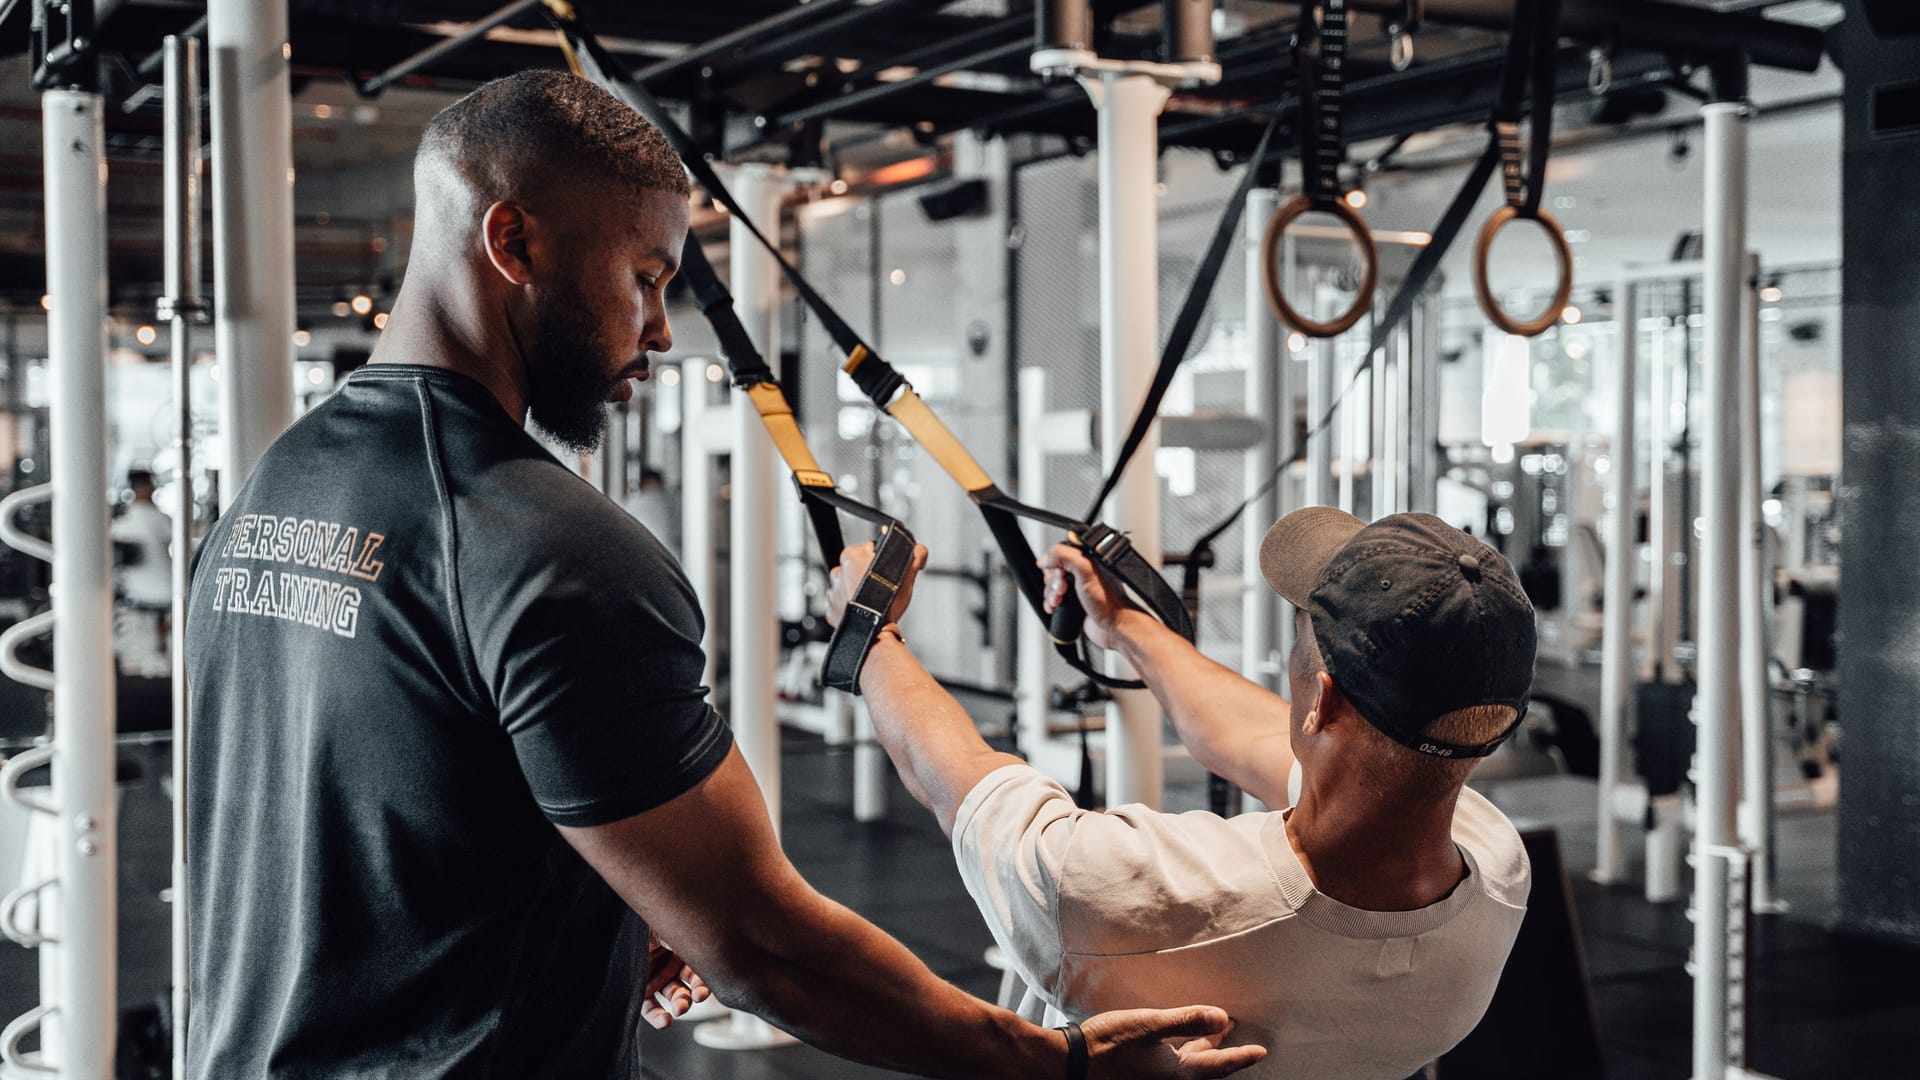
[[634, 0, 865, 86], [209, 0, 296, 508], [138, 15, 208, 78], [1016, 367, 1052, 763], [1738, 254, 1781, 914], [1307, 275, 1335, 511], [1646, 304, 1670, 682], [697, 163, 799, 1055], [1084, 71, 1172, 811], [161, 33, 202, 1080], [681, 365, 717, 695], [1595, 278, 1637, 886], [728, 164, 784, 839], [1692, 89, 1750, 1080], [1242, 188, 1281, 695], [355, 0, 544, 97], [43, 85, 118, 1077]]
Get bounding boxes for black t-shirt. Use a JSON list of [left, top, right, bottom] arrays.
[[186, 365, 732, 1078]]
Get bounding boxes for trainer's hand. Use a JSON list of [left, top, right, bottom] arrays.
[[640, 933, 710, 1030], [825, 541, 930, 630], [1081, 1005, 1267, 1079], [1040, 543, 1140, 651]]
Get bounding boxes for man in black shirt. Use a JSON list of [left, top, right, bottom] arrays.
[[187, 71, 1264, 1080]]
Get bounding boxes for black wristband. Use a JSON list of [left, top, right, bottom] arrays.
[[1056, 1020, 1088, 1080]]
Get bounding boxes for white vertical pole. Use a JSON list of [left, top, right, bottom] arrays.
[[1242, 188, 1281, 693], [1693, 94, 1750, 1080], [1307, 280, 1335, 511], [682, 367, 717, 694], [1016, 367, 1051, 758], [1595, 280, 1637, 887], [1083, 72, 1171, 811], [852, 701, 887, 823], [1738, 255, 1781, 914], [162, 34, 202, 1079], [44, 86, 118, 1078], [698, 165, 800, 1053], [728, 164, 784, 837], [208, 0, 295, 507], [1646, 316, 1669, 683]]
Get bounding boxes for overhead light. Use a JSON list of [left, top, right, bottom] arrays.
[[332, 300, 351, 317], [1562, 305, 1582, 325], [829, 178, 849, 196], [292, 329, 312, 347], [1760, 285, 1783, 303], [350, 294, 373, 316], [38, 294, 50, 311], [135, 325, 157, 346], [314, 103, 333, 119], [659, 367, 681, 387], [372, 311, 389, 330], [705, 362, 726, 383], [1287, 333, 1307, 354], [1344, 188, 1368, 210], [888, 268, 907, 286], [307, 366, 326, 386]]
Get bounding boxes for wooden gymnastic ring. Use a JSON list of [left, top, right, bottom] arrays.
[[1260, 194, 1379, 339], [1472, 205, 1575, 338]]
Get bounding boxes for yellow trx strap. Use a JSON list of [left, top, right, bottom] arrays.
[[744, 382, 834, 488], [841, 351, 994, 495]]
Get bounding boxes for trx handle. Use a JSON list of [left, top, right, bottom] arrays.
[[1263, 0, 1377, 339], [844, 348, 1195, 691], [1472, 0, 1573, 338], [675, 222, 912, 695]]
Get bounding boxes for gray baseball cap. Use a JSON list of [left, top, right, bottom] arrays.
[[1260, 508, 1537, 759]]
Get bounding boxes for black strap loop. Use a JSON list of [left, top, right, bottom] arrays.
[[1297, 0, 1351, 213]]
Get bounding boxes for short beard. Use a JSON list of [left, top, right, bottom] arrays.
[[524, 277, 617, 454]]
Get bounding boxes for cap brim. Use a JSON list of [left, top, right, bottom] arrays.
[[1260, 506, 1366, 607]]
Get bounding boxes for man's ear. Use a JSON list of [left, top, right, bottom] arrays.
[[1301, 670, 1337, 736], [481, 200, 535, 287]]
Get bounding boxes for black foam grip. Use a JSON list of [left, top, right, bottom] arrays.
[[1049, 592, 1087, 648]]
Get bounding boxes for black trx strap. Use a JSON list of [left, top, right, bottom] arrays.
[[675, 230, 916, 694], [1472, 0, 1572, 337], [840, 348, 1195, 691], [1085, 115, 1282, 523], [543, 3, 1194, 690], [549, 7, 910, 694], [1263, 0, 1378, 339]]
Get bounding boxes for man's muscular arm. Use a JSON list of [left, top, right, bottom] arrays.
[[561, 747, 1265, 1079], [1040, 546, 1296, 808]]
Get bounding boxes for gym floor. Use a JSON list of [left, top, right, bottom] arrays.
[[16, 680, 1915, 1079]]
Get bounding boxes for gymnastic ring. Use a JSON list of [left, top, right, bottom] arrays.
[[1260, 194, 1379, 339], [1472, 204, 1575, 338]]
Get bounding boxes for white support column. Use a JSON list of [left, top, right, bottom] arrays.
[[161, 34, 203, 1080], [208, 0, 295, 506], [1242, 188, 1282, 693], [697, 164, 799, 1054], [1016, 368, 1052, 761], [852, 701, 887, 824], [1595, 280, 1638, 887], [43, 86, 118, 1078], [1082, 72, 1172, 811], [1738, 256, 1782, 915], [1307, 280, 1336, 511], [1693, 95, 1751, 1080], [682, 366, 717, 694], [1646, 315, 1670, 683]]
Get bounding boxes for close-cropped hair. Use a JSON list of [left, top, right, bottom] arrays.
[[415, 69, 690, 215]]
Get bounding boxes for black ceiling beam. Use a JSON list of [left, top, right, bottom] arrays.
[[631, 0, 867, 86], [758, 15, 1031, 129], [708, 0, 962, 81], [1341, 0, 1824, 72], [769, 36, 1035, 129], [354, 0, 546, 97]]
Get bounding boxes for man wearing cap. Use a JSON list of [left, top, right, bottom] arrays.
[[825, 509, 1536, 1080]]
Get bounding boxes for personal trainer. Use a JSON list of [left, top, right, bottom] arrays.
[[184, 71, 1265, 1080], [827, 507, 1536, 1079]]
